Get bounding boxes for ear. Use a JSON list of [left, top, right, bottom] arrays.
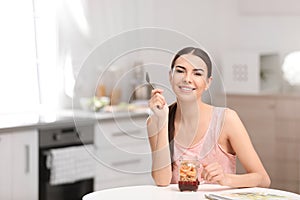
[[169, 70, 173, 83], [205, 76, 213, 90]]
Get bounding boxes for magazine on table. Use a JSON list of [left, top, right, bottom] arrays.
[[204, 187, 300, 200]]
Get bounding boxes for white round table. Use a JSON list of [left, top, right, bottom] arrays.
[[83, 184, 300, 200]]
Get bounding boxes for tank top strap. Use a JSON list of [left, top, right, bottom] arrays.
[[199, 107, 226, 159]]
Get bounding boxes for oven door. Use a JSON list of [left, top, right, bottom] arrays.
[[39, 125, 94, 200], [41, 179, 93, 200]]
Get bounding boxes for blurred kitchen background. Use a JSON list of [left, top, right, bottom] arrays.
[[1, 0, 300, 199], [2, 0, 300, 113]]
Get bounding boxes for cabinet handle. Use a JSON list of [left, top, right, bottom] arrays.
[[111, 132, 125, 137], [111, 159, 141, 167], [53, 131, 80, 141], [111, 130, 141, 137], [25, 145, 30, 174]]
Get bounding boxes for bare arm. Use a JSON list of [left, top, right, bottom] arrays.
[[202, 109, 271, 188], [226, 109, 270, 187], [147, 89, 172, 186]]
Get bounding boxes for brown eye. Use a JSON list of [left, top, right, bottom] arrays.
[[174, 66, 185, 73], [195, 72, 203, 76], [176, 69, 184, 73]]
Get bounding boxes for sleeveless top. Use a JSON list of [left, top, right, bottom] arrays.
[[168, 103, 236, 183]]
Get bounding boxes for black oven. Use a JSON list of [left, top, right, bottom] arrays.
[[39, 124, 94, 200]]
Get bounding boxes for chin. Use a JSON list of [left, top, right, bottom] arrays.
[[176, 94, 198, 102]]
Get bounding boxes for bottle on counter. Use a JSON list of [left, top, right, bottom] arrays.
[[130, 62, 151, 102], [96, 84, 106, 97]]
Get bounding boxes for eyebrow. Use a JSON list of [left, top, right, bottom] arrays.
[[175, 65, 205, 72]]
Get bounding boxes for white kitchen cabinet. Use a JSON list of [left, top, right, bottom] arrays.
[[0, 133, 12, 199], [12, 129, 38, 200], [0, 129, 38, 200], [94, 114, 154, 190], [222, 52, 281, 94]]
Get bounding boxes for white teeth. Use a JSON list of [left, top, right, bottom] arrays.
[[180, 86, 194, 91]]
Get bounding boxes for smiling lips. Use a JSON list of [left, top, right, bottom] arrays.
[[179, 86, 196, 92]]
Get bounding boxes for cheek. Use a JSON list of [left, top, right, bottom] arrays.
[[196, 77, 207, 87], [171, 74, 182, 83]]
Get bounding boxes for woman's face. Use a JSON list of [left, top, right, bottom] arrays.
[[170, 54, 211, 101]]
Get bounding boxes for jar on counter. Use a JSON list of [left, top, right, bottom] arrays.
[[178, 156, 201, 192]]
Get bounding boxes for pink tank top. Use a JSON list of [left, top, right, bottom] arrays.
[[171, 107, 236, 183]]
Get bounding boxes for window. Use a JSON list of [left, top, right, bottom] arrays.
[[0, 0, 39, 114], [282, 51, 300, 86], [34, 0, 58, 110]]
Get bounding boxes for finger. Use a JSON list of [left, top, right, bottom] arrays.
[[203, 163, 221, 181], [206, 168, 225, 183], [202, 169, 210, 181], [209, 174, 223, 183], [155, 101, 166, 110], [155, 104, 162, 110], [152, 94, 166, 109], [202, 162, 208, 168], [204, 162, 219, 172], [152, 91, 165, 100], [149, 99, 164, 110], [205, 171, 219, 182], [211, 169, 226, 183], [151, 88, 164, 97], [207, 168, 221, 181], [150, 95, 164, 106]]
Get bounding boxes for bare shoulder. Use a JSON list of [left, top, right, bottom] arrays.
[[224, 108, 240, 123], [223, 108, 245, 137]]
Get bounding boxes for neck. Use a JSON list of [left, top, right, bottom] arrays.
[[174, 100, 208, 146], [176, 99, 206, 123]]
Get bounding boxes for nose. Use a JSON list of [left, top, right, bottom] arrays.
[[183, 72, 192, 83]]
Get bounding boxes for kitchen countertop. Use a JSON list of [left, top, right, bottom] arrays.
[[0, 109, 150, 133]]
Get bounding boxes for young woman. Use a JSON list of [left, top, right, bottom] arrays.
[[147, 47, 270, 188]]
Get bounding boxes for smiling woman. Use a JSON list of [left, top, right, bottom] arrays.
[[147, 47, 271, 189]]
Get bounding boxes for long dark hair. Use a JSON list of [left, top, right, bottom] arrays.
[[170, 47, 212, 78], [168, 103, 177, 167]]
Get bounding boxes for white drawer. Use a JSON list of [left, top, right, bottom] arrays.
[[96, 138, 151, 155], [95, 118, 148, 148], [95, 143, 152, 174], [97, 117, 147, 134]]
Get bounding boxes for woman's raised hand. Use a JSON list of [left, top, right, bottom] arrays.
[[149, 88, 168, 118]]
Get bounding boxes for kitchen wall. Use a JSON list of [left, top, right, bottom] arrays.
[[57, 0, 300, 108]]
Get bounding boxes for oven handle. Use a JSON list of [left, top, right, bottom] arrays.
[[53, 130, 81, 141], [111, 158, 141, 167]]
